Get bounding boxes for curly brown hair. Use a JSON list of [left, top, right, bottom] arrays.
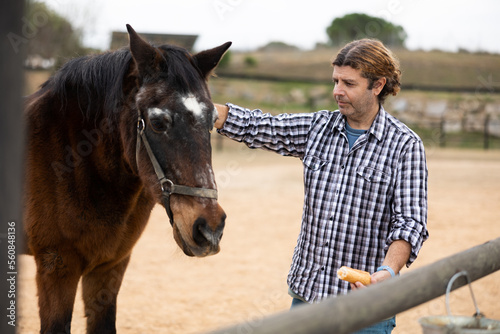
[[332, 39, 401, 103]]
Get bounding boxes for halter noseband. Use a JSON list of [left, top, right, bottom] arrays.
[[136, 114, 218, 226]]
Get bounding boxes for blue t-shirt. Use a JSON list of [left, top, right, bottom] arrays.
[[345, 122, 367, 149]]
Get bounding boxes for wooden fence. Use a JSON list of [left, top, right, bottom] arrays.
[[206, 237, 500, 334]]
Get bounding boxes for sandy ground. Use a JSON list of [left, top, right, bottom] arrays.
[[18, 140, 500, 333]]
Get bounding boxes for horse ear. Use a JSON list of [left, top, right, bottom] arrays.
[[127, 24, 159, 77], [194, 42, 232, 79]]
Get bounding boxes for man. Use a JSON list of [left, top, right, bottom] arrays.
[[214, 39, 428, 333]]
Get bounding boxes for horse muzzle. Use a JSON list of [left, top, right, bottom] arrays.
[[171, 200, 226, 257]]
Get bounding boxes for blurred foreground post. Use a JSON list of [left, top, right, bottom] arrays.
[[0, 0, 25, 333], [207, 238, 500, 334]]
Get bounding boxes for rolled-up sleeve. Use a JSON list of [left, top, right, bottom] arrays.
[[387, 139, 429, 266], [217, 103, 314, 158]]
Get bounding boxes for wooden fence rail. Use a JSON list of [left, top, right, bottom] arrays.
[[206, 237, 500, 334]]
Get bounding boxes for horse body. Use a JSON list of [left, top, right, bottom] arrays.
[[24, 25, 230, 333]]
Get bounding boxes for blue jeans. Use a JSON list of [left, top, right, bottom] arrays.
[[290, 298, 396, 333]]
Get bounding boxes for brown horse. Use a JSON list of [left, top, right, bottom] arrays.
[[23, 25, 230, 334]]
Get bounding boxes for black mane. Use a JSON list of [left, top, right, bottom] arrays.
[[41, 44, 205, 121], [42, 48, 132, 121]]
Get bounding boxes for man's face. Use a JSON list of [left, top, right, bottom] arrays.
[[332, 65, 384, 128]]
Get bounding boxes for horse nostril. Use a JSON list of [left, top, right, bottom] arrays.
[[193, 217, 209, 246], [218, 214, 226, 242], [192, 217, 225, 248]]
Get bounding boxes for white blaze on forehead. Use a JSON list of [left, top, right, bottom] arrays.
[[182, 94, 206, 118]]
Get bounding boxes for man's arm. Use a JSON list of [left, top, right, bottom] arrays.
[[373, 240, 411, 282], [214, 103, 229, 129], [211, 103, 314, 158], [351, 240, 411, 289]]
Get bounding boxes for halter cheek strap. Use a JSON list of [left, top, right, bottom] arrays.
[[136, 115, 218, 226]]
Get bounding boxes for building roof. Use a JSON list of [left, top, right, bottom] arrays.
[[110, 31, 198, 51]]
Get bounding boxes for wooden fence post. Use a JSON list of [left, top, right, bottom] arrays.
[[484, 113, 491, 150], [439, 116, 446, 147]]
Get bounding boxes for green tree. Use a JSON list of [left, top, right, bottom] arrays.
[[24, 1, 88, 67], [326, 13, 407, 48]]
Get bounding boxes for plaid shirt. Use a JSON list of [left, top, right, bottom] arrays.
[[218, 103, 428, 303]]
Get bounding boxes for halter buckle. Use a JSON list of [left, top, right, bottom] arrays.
[[137, 118, 145, 133], [160, 179, 174, 195]]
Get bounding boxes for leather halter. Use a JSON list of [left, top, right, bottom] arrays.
[[136, 114, 218, 226]]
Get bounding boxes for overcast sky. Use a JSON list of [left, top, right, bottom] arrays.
[[42, 0, 500, 53]]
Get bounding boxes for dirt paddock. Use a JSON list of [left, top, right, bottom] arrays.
[[18, 141, 500, 333]]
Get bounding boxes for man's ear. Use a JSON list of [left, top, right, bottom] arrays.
[[372, 77, 387, 96], [194, 42, 232, 79]]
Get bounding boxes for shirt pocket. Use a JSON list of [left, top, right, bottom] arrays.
[[356, 165, 393, 221], [302, 155, 328, 171], [356, 165, 391, 183]]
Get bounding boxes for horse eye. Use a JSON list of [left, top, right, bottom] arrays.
[[148, 113, 172, 133]]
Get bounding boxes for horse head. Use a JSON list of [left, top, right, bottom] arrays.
[[126, 25, 230, 257]]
